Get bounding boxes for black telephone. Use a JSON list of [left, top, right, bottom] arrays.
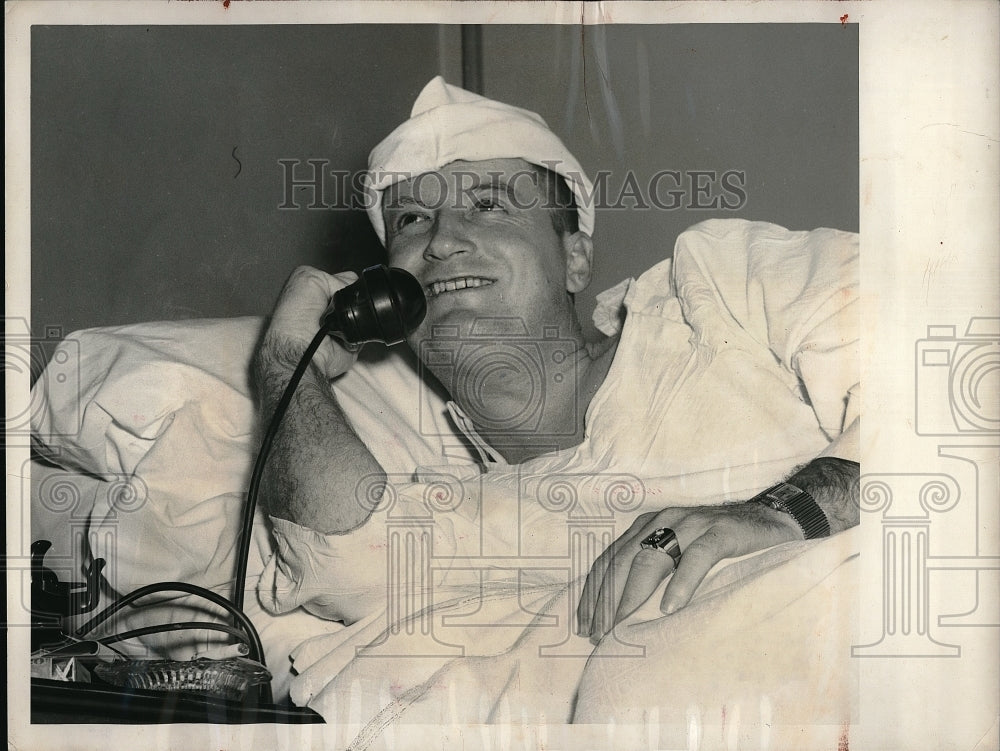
[[321, 265, 426, 347]]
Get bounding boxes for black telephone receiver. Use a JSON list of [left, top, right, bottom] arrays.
[[320, 265, 427, 346]]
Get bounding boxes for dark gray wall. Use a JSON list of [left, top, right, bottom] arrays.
[[31, 25, 450, 334], [31, 24, 857, 337], [481, 24, 858, 333]]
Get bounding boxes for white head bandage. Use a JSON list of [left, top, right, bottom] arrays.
[[364, 76, 595, 244]]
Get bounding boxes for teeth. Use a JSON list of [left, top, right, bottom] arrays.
[[428, 277, 493, 297]]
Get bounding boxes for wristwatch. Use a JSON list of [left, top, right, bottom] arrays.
[[752, 482, 831, 539]]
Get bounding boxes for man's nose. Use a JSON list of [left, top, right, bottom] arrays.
[[423, 212, 474, 262]]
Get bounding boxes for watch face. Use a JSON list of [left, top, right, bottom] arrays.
[[767, 483, 803, 503], [761, 497, 786, 512]]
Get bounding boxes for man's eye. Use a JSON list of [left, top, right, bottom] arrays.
[[472, 196, 505, 212], [395, 213, 428, 230]]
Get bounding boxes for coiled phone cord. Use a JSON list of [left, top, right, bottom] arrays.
[[232, 325, 330, 614], [96, 621, 249, 649]]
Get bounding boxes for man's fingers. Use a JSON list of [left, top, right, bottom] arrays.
[[575, 563, 602, 637], [576, 514, 652, 637], [576, 538, 628, 637], [588, 559, 627, 644], [281, 268, 356, 320], [331, 270, 360, 285], [288, 265, 357, 296], [581, 505, 796, 632], [264, 267, 365, 378], [612, 549, 676, 626], [659, 534, 722, 616], [588, 529, 662, 643]]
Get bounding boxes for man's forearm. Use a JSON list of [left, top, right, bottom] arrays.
[[753, 412, 861, 538], [252, 343, 385, 535], [785, 456, 860, 535]]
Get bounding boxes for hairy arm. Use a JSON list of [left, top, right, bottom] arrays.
[[781, 455, 860, 536], [251, 267, 386, 535]]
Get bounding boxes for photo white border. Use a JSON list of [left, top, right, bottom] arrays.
[[6, 1, 998, 749]]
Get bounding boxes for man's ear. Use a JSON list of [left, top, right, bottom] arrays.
[[563, 232, 594, 294]]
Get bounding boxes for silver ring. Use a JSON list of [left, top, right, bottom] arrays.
[[639, 527, 682, 569]]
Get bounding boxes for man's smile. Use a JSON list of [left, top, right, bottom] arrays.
[[425, 276, 496, 298]]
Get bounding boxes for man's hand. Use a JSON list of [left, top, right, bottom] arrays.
[[576, 456, 860, 644], [576, 501, 802, 644], [258, 265, 360, 381]]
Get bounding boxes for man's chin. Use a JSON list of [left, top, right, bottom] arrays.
[[413, 306, 490, 339], [413, 301, 576, 344]]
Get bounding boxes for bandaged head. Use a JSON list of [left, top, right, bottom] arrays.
[[365, 76, 595, 244]]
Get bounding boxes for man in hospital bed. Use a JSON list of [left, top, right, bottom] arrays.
[[253, 77, 860, 731]]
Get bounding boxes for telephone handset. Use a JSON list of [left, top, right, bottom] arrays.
[[321, 265, 427, 347]]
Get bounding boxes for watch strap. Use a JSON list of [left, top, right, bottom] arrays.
[[752, 482, 831, 539]]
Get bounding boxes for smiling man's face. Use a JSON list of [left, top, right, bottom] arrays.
[[382, 158, 591, 349]]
